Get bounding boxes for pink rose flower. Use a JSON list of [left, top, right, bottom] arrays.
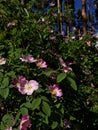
[[59, 57, 72, 73], [49, 36, 56, 41], [86, 41, 91, 46], [12, 77, 39, 95], [20, 54, 37, 63], [20, 115, 32, 130], [59, 57, 67, 67], [36, 59, 47, 68], [24, 80, 39, 95], [49, 84, 63, 97], [63, 67, 72, 73], [52, 12, 58, 17], [6, 127, 12, 130], [7, 21, 16, 27], [0, 57, 6, 65], [49, 2, 55, 6], [12, 76, 28, 94]]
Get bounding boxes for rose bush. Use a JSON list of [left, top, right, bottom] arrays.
[[0, 0, 98, 130]]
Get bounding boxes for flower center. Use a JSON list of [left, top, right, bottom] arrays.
[[22, 121, 28, 128], [51, 89, 57, 96], [25, 84, 33, 91], [0, 59, 3, 63], [16, 83, 20, 88], [37, 62, 42, 67]]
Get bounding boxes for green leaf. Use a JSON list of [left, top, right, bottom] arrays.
[[32, 98, 41, 110], [67, 77, 77, 90], [70, 116, 76, 121], [7, 71, 16, 78], [20, 107, 28, 115], [43, 70, 57, 77], [94, 57, 98, 62], [57, 73, 67, 83], [0, 72, 3, 77], [2, 77, 9, 88], [14, 48, 23, 59], [41, 96, 50, 102], [14, 112, 21, 123], [55, 103, 61, 108], [24, 102, 32, 108], [0, 72, 3, 82], [2, 114, 13, 122], [43, 116, 49, 124], [51, 121, 58, 129], [42, 101, 51, 117], [90, 105, 98, 113], [0, 88, 9, 99], [2, 114, 13, 126], [60, 106, 64, 114], [0, 122, 5, 130], [60, 118, 64, 127], [24, 8, 29, 17]]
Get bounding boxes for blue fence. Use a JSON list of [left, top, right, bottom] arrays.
[[31, 0, 98, 36]]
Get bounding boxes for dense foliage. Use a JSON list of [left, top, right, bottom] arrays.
[[0, 0, 98, 130]]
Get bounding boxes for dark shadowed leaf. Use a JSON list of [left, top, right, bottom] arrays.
[[67, 77, 77, 90], [57, 73, 67, 83], [32, 98, 41, 110], [0, 88, 9, 99], [51, 121, 58, 129], [20, 107, 28, 115], [2, 77, 9, 88], [42, 101, 51, 117]]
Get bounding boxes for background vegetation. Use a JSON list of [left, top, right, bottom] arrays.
[[0, 0, 98, 130]]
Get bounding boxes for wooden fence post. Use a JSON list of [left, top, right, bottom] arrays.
[[82, 0, 87, 36]]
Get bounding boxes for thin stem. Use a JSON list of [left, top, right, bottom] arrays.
[[57, 0, 62, 33]]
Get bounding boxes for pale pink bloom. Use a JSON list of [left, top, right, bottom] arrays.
[[71, 36, 76, 40], [79, 35, 83, 40], [63, 67, 72, 73], [36, 59, 47, 68], [49, 73, 56, 79], [20, 115, 32, 130], [49, 36, 56, 41], [0, 57, 6, 65], [91, 83, 95, 88], [59, 57, 72, 73], [12, 76, 28, 94], [13, 77, 39, 95], [20, 54, 28, 62], [41, 18, 45, 22], [20, 56, 28, 62], [20, 54, 37, 63], [6, 127, 12, 130], [27, 54, 37, 63], [61, 31, 65, 36], [7, 22, 16, 27], [93, 32, 98, 39], [39, 17, 46, 23], [49, 84, 63, 97], [49, 2, 55, 6], [64, 119, 71, 129], [49, 49, 57, 56], [49, 30, 54, 33], [24, 80, 39, 95], [95, 41, 98, 49], [52, 12, 58, 17], [73, 27, 76, 31], [86, 41, 91, 46], [59, 57, 67, 67]]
